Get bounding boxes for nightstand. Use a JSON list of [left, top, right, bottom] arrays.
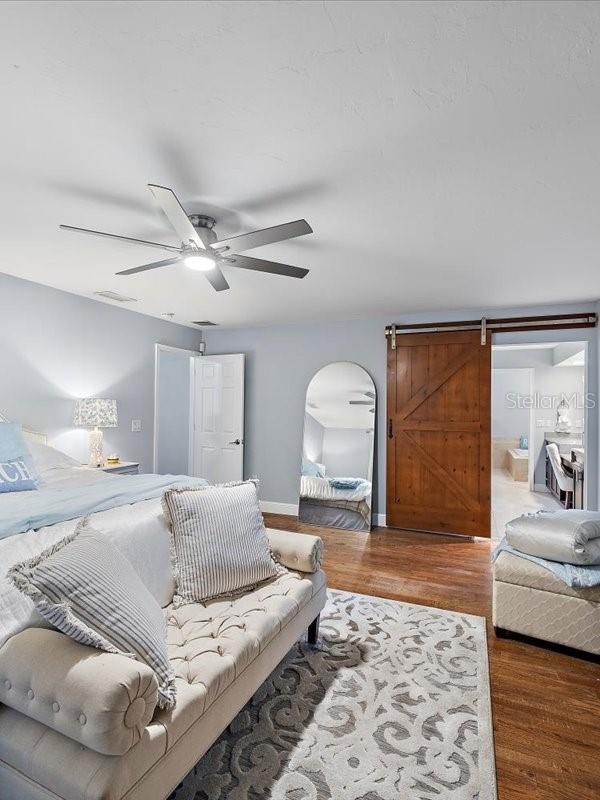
[[100, 462, 140, 475]]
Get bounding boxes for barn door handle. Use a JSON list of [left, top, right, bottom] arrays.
[[229, 439, 241, 445], [388, 419, 393, 439]]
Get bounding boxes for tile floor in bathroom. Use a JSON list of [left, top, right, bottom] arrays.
[[491, 467, 562, 541]]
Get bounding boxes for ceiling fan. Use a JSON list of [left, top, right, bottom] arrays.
[[349, 391, 375, 413], [60, 184, 313, 292], [349, 391, 375, 405]]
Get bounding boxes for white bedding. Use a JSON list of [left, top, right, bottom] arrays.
[[0, 465, 113, 505], [300, 475, 371, 503], [1, 440, 114, 502], [0, 460, 175, 649]]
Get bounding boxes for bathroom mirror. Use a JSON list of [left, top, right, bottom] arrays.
[[299, 362, 375, 531]]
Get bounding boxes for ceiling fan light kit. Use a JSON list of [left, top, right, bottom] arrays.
[[60, 184, 313, 293], [184, 253, 216, 272]]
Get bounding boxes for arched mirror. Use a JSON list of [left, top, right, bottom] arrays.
[[299, 362, 375, 532]]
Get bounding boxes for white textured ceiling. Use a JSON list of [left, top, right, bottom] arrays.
[[493, 341, 586, 367], [1, 1, 600, 329], [306, 361, 375, 429]]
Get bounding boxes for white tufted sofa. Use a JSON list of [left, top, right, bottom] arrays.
[[0, 528, 326, 800]]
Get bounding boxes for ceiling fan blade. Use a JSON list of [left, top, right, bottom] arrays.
[[204, 264, 230, 292], [59, 224, 181, 252], [116, 257, 181, 276], [349, 400, 375, 406], [213, 219, 312, 254], [147, 184, 205, 248], [226, 254, 309, 279]]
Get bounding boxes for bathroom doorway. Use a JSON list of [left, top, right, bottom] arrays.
[[491, 341, 587, 541]]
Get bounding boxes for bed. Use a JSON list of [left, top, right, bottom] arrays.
[[0, 423, 205, 650], [299, 474, 372, 530]]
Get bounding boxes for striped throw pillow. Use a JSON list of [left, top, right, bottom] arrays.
[[8, 519, 176, 709], [162, 480, 286, 605]]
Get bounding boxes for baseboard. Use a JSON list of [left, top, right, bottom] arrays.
[[260, 501, 299, 516], [372, 513, 386, 527]]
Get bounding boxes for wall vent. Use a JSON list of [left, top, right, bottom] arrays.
[[191, 320, 218, 326], [94, 291, 138, 303]]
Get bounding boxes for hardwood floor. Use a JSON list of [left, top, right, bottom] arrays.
[[264, 514, 600, 800]]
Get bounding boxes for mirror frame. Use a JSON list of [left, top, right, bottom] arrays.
[[298, 361, 376, 532]]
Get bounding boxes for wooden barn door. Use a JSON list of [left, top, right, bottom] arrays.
[[386, 330, 491, 537]]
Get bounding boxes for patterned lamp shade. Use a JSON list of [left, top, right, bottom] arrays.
[[73, 398, 118, 428]]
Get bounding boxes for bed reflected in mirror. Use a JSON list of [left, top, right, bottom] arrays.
[[299, 362, 375, 532]]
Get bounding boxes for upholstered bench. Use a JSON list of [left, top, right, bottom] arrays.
[[493, 550, 600, 655]]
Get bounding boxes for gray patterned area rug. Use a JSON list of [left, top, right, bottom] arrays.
[[171, 590, 497, 800]]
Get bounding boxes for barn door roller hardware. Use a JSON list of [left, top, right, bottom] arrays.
[[385, 312, 597, 345]]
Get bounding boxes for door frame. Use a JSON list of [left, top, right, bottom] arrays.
[[153, 343, 202, 474]]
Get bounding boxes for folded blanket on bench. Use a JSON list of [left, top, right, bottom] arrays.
[[492, 537, 600, 589], [505, 509, 600, 565]]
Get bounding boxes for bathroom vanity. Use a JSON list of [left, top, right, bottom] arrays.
[[544, 432, 585, 509]]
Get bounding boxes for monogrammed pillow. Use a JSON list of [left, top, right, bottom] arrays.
[[162, 480, 286, 605], [9, 519, 176, 709]]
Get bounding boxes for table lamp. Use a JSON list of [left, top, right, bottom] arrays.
[[73, 398, 118, 467]]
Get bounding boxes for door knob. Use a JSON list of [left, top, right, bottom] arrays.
[[229, 439, 241, 445]]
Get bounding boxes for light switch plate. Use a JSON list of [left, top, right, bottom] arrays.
[[131, 419, 142, 432]]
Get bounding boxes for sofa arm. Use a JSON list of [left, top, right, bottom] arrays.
[[266, 528, 324, 573], [0, 627, 158, 756]]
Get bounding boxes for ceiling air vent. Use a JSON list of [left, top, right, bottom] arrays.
[[191, 320, 218, 326], [94, 291, 138, 303]]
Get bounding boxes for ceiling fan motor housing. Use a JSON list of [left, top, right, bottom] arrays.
[[189, 214, 217, 246]]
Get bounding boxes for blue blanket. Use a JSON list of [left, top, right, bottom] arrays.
[[0, 474, 207, 540], [328, 477, 368, 491], [492, 537, 600, 589]]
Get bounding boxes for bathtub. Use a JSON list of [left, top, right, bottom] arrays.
[[508, 448, 529, 481]]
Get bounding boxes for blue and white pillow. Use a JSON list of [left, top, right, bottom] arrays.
[[302, 458, 327, 478], [0, 424, 39, 493]]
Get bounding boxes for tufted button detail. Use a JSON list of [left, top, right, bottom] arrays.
[[217, 646, 223, 656], [124, 697, 146, 729], [79, 713, 87, 726], [27, 689, 34, 700], [52, 701, 60, 712], [4, 680, 11, 691]]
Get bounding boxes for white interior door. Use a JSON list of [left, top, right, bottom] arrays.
[[191, 354, 245, 483]]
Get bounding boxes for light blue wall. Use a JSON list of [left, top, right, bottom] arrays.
[[322, 428, 372, 480], [156, 349, 192, 475], [0, 272, 200, 471], [205, 301, 598, 515], [302, 412, 325, 464], [491, 369, 531, 439]]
